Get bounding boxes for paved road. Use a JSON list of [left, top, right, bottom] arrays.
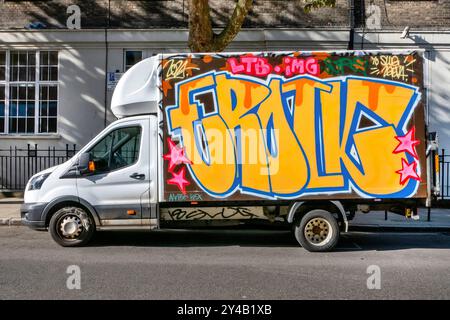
[[1, 226, 450, 299]]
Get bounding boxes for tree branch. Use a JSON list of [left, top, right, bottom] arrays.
[[212, 0, 253, 52], [301, 0, 336, 13]]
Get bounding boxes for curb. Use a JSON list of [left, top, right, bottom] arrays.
[[0, 197, 23, 204], [0, 218, 22, 226], [350, 225, 450, 233]]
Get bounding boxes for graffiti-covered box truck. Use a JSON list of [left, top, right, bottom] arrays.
[[21, 50, 440, 251]]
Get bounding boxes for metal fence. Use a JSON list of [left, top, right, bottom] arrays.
[[0, 144, 78, 191], [2, 144, 450, 198], [439, 149, 450, 200]]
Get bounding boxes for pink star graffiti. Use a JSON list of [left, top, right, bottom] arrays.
[[163, 137, 192, 172], [167, 167, 190, 194], [393, 127, 420, 159], [396, 158, 421, 185]]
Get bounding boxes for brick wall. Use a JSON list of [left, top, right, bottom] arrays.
[[362, 0, 450, 29], [0, 0, 448, 30], [0, 0, 349, 29], [0, 0, 108, 29]]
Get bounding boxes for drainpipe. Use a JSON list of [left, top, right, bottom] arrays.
[[104, 28, 108, 128], [104, 0, 111, 128], [348, 0, 355, 50]]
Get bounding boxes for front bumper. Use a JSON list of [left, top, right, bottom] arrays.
[[20, 203, 47, 230]]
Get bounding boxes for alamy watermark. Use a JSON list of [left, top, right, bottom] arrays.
[[366, 4, 381, 30], [66, 5, 81, 30], [66, 265, 81, 290], [366, 265, 381, 290]]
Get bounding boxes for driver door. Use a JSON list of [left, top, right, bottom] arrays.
[[76, 118, 150, 226]]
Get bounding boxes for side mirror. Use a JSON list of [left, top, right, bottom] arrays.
[[77, 152, 95, 175]]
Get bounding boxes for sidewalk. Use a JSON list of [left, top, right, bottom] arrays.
[[1, 199, 450, 230], [349, 208, 450, 231], [0, 198, 23, 226]]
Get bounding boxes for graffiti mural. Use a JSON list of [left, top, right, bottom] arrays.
[[161, 51, 426, 201]]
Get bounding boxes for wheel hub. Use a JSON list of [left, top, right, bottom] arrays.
[[304, 218, 332, 245], [59, 216, 83, 239]]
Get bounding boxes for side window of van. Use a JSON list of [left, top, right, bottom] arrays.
[[88, 126, 141, 173]]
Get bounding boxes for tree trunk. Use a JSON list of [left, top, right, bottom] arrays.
[[188, 0, 253, 52], [188, 0, 215, 52]]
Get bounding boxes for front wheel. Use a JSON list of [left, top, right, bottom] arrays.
[[49, 206, 95, 247], [294, 209, 340, 252]]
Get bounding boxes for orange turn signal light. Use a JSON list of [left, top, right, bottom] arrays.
[[435, 154, 440, 173], [127, 210, 136, 215], [88, 161, 96, 172]]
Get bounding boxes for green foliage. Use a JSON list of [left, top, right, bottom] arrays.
[[302, 0, 336, 13]]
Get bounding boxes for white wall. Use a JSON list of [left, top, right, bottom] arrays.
[[1, 28, 449, 154], [427, 50, 450, 152], [58, 48, 106, 148]]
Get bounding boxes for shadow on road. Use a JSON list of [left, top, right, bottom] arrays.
[[88, 228, 450, 252]]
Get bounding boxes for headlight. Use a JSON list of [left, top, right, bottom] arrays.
[[28, 173, 51, 191]]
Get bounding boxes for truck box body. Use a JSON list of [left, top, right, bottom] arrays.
[[22, 49, 439, 251], [158, 50, 427, 203]]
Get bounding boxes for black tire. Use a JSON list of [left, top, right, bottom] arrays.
[[294, 209, 340, 252], [49, 206, 95, 247]]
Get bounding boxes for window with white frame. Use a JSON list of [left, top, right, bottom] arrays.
[[8, 84, 35, 133], [39, 84, 58, 133], [124, 50, 143, 71], [39, 51, 58, 81], [0, 50, 58, 134], [0, 51, 5, 80]]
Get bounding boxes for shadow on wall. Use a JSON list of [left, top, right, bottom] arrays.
[[427, 51, 450, 151], [23, 0, 186, 29], [0, 29, 110, 150], [21, 0, 350, 29], [0, 44, 109, 150], [58, 47, 107, 148]]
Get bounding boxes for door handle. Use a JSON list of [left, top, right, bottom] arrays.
[[130, 172, 145, 180]]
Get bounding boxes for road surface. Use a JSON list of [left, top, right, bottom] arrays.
[[1, 226, 450, 299]]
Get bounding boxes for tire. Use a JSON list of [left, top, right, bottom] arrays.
[[49, 206, 95, 247], [294, 209, 340, 252]]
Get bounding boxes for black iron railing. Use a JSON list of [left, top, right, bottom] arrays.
[[440, 149, 450, 199], [1, 144, 450, 198], [0, 144, 78, 191]]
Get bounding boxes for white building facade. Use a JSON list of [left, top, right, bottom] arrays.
[[0, 0, 449, 192], [1, 29, 449, 150]]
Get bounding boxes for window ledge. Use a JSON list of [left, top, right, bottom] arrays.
[[0, 134, 61, 140]]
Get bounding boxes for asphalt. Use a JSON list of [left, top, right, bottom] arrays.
[[1, 227, 450, 299]]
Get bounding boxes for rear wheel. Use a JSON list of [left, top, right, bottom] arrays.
[[294, 209, 339, 252], [49, 206, 95, 247]]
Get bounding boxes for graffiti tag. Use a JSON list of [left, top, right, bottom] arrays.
[[162, 207, 263, 220], [322, 56, 367, 76], [164, 59, 199, 80], [370, 55, 416, 81], [227, 56, 320, 77]]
